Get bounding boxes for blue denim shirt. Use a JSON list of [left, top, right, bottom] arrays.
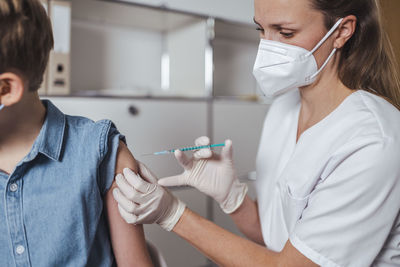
[[0, 100, 124, 267]]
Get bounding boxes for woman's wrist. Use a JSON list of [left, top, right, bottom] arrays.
[[159, 194, 186, 231], [172, 207, 191, 234]]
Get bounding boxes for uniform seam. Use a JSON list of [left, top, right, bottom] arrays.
[[290, 234, 343, 267], [319, 133, 385, 182], [358, 91, 386, 139]]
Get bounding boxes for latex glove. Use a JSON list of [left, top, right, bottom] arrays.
[[158, 137, 248, 214], [112, 162, 186, 231]]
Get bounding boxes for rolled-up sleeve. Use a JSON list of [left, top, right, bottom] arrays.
[[290, 137, 400, 267], [98, 120, 126, 196]]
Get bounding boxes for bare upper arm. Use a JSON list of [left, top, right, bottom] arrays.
[[105, 141, 153, 267]]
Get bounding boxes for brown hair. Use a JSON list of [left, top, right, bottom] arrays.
[[0, 0, 54, 91], [312, 0, 400, 110]]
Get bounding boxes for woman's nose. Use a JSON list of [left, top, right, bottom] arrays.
[[261, 31, 279, 42]]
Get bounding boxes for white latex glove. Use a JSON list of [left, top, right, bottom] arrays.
[[158, 137, 248, 214], [112, 162, 186, 231]]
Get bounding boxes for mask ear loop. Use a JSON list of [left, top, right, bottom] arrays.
[[0, 104, 4, 111], [307, 18, 344, 81], [309, 48, 337, 80], [306, 18, 344, 57]]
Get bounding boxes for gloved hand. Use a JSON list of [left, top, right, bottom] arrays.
[[158, 137, 248, 214], [112, 161, 186, 231]]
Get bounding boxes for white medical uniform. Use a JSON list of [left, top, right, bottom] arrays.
[[255, 89, 400, 267]]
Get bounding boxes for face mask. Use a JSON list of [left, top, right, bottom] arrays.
[[253, 18, 343, 98], [0, 104, 3, 111]]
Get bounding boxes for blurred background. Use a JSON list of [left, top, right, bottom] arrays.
[[39, 0, 400, 266]]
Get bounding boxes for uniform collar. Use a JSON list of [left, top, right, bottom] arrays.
[[24, 100, 66, 162]]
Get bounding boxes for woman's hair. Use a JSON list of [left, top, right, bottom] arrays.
[[312, 0, 400, 110]]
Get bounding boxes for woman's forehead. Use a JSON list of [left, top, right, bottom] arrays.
[[254, 0, 321, 25]]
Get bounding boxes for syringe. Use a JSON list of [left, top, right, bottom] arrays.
[[142, 143, 225, 156]]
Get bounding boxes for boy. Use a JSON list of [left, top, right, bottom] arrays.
[[0, 0, 153, 266]]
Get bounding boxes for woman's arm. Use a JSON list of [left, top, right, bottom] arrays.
[[105, 141, 153, 267], [113, 165, 317, 267], [174, 208, 317, 267], [229, 195, 265, 245]]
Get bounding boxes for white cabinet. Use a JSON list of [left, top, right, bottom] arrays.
[[213, 100, 269, 178], [212, 100, 269, 236], [143, 189, 210, 267]]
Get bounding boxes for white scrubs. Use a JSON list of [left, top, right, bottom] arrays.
[[256, 89, 400, 267]]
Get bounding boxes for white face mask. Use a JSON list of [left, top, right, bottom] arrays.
[[253, 18, 343, 98]]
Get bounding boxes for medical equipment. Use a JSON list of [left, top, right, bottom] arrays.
[[158, 139, 248, 214], [143, 143, 225, 156]]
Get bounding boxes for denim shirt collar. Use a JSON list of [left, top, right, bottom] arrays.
[[24, 100, 65, 163]]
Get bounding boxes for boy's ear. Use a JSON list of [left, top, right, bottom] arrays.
[[0, 72, 25, 107]]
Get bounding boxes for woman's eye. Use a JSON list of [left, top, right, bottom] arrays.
[[256, 27, 264, 32], [280, 32, 294, 38]]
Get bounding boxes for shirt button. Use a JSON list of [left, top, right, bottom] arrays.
[[9, 183, 18, 192], [16, 245, 25, 255]]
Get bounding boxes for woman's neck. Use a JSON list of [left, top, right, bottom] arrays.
[[296, 69, 354, 141]]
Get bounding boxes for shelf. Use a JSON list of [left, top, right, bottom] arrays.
[[66, 0, 260, 99], [41, 91, 272, 104], [72, 0, 204, 32]]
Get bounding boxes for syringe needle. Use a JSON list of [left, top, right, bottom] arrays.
[[142, 143, 225, 157]]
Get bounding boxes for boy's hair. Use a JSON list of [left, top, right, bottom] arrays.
[[0, 0, 54, 91]]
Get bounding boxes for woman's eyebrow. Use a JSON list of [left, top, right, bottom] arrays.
[[253, 17, 262, 27], [253, 17, 296, 28]]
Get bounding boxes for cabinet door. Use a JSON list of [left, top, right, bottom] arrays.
[[213, 101, 269, 178], [166, 0, 254, 24], [46, 97, 210, 267], [212, 100, 269, 236]]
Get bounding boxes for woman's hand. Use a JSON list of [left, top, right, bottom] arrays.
[[158, 137, 248, 214], [112, 162, 186, 231]]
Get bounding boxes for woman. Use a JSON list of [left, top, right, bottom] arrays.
[[113, 0, 400, 266]]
